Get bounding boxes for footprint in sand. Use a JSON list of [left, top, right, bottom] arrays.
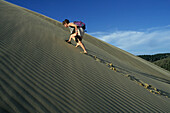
[[84, 52, 169, 98]]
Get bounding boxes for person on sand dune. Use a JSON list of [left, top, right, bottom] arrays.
[[63, 19, 87, 54]]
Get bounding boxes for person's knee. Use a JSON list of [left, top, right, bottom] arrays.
[[70, 35, 74, 38], [79, 40, 83, 43], [78, 41, 83, 46], [76, 43, 79, 45]]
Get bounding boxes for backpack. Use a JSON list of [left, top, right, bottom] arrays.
[[73, 21, 86, 30]]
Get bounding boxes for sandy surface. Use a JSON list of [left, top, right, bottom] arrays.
[[0, 0, 170, 112]]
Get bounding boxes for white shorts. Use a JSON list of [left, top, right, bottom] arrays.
[[77, 27, 84, 37], [69, 27, 84, 37]]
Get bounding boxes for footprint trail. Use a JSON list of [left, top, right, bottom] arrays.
[[83, 53, 170, 98]]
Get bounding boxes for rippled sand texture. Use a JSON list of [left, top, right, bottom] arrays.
[[0, 0, 170, 112]]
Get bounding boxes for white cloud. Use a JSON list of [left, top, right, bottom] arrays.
[[89, 25, 170, 55]]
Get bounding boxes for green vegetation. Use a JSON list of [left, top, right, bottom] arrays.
[[154, 57, 170, 71], [138, 53, 170, 71], [138, 53, 170, 62]]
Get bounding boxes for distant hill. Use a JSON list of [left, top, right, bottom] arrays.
[[154, 57, 170, 71], [138, 53, 170, 71]]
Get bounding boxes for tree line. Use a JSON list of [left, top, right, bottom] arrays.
[[138, 53, 170, 71]]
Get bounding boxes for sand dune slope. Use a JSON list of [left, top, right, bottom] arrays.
[[0, 0, 170, 112]]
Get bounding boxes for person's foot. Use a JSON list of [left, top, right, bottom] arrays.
[[80, 51, 87, 54], [66, 40, 71, 44], [75, 45, 79, 48], [65, 40, 71, 43], [84, 51, 88, 54]]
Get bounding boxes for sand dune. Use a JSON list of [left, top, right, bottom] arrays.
[[0, 0, 170, 112]]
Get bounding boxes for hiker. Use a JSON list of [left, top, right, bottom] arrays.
[[63, 19, 87, 54]]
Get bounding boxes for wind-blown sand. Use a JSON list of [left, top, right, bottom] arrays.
[[0, 0, 170, 112]]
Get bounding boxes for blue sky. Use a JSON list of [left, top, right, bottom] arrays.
[[5, 0, 170, 55]]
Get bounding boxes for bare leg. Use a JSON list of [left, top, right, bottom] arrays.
[[67, 35, 73, 42], [75, 43, 80, 48], [68, 34, 87, 53], [67, 33, 76, 42], [78, 41, 87, 53]]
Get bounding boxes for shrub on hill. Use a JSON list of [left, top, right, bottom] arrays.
[[138, 53, 170, 71], [138, 53, 170, 62], [154, 57, 170, 71]]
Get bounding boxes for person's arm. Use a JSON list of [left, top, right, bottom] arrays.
[[68, 23, 78, 34]]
